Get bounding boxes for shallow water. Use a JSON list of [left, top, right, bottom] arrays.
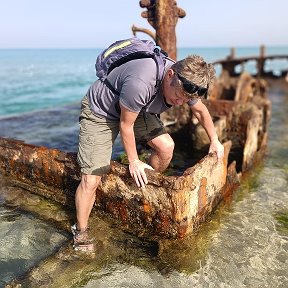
[[0, 205, 69, 287]]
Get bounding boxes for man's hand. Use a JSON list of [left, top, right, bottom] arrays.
[[129, 159, 154, 187], [209, 139, 224, 161], [190, 101, 224, 161], [119, 105, 154, 187]]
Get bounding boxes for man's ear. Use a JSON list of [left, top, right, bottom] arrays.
[[167, 68, 175, 78], [165, 69, 176, 85], [163, 69, 175, 88]]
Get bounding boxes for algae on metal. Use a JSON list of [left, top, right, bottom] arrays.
[[274, 211, 288, 236]]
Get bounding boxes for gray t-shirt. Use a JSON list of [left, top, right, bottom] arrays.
[[88, 57, 197, 120]]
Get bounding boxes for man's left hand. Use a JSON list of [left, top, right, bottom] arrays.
[[209, 139, 224, 161]]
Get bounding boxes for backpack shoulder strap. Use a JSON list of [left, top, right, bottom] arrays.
[[152, 46, 168, 94]]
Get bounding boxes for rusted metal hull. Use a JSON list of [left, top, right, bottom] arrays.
[[0, 137, 234, 238]]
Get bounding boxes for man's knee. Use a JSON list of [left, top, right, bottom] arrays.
[[80, 174, 101, 193], [161, 138, 175, 155], [149, 134, 175, 156]]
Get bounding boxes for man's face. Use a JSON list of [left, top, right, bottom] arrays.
[[164, 86, 190, 106], [163, 69, 191, 106]]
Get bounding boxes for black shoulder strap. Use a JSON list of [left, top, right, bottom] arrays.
[[153, 47, 168, 94], [103, 78, 120, 96]]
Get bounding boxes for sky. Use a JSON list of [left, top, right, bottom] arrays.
[[0, 0, 287, 49]]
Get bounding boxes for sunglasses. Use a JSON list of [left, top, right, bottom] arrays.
[[176, 72, 208, 98]]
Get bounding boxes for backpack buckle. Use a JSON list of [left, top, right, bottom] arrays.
[[154, 46, 161, 55]]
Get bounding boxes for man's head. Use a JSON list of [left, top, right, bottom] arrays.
[[162, 55, 216, 106]]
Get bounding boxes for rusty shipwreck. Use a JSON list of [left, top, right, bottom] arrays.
[[0, 60, 273, 239]]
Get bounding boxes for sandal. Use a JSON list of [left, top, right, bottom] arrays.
[[71, 224, 95, 252]]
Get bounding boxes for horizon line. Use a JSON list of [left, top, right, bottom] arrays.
[[0, 44, 288, 50]]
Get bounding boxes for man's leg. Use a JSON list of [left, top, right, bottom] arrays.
[[75, 174, 102, 230], [134, 113, 174, 173], [148, 133, 174, 172], [74, 95, 119, 251]]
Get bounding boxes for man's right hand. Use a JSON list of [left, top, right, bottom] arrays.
[[129, 159, 154, 187]]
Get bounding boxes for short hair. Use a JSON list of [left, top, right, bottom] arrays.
[[171, 55, 216, 97]]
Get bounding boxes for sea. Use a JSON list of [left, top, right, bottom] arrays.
[[0, 46, 288, 287], [0, 46, 287, 119]]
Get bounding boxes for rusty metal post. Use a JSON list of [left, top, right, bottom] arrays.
[[155, 0, 177, 60], [260, 45, 266, 58], [230, 47, 236, 59], [138, 0, 186, 60], [258, 45, 266, 77]]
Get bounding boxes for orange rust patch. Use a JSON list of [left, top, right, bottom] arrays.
[[143, 202, 151, 213], [198, 177, 208, 211], [118, 204, 128, 222], [177, 218, 189, 238], [155, 212, 171, 235]]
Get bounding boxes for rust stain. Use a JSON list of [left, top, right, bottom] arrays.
[[198, 177, 208, 212], [177, 218, 189, 238], [155, 211, 171, 236], [143, 201, 151, 213], [138, 0, 186, 60], [118, 204, 128, 222]]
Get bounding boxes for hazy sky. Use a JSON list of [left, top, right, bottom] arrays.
[[1, 0, 287, 48]]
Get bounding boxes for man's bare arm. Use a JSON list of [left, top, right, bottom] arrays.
[[190, 100, 224, 160], [120, 104, 154, 187]]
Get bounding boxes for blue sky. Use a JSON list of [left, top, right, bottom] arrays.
[[1, 0, 287, 48]]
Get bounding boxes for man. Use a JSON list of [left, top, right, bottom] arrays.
[[72, 54, 224, 252]]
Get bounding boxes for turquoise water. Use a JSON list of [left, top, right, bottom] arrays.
[[0, 49, 99, 116], [0, 46, 287, 117]]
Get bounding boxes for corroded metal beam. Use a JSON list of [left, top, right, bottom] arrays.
[[214, 49, 288, 78], [131, 24, 156, 41]]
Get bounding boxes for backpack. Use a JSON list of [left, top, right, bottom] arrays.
[[95, 37, 169, 96]]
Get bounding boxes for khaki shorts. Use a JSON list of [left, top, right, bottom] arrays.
[[77, 95, 167, 175]]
